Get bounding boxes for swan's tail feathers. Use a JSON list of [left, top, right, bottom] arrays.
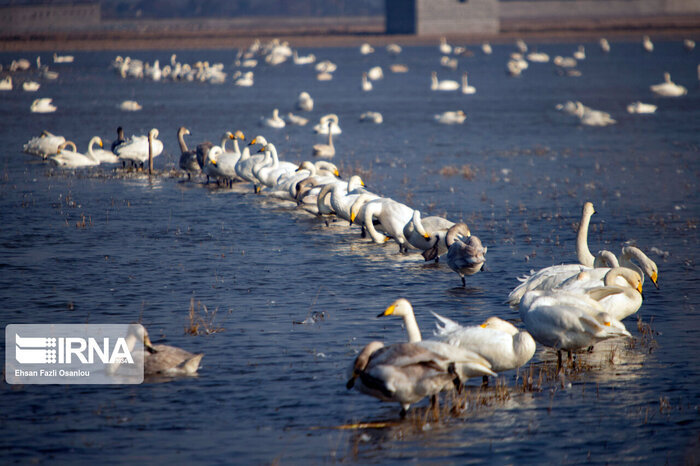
[[456, 362, 497, 378], [181, 353, 204, 375], [516, 270, 536, 283], [430, 311, 460, 335]]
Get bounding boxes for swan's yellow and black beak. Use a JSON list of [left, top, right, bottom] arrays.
[[636, 283, 643, 295], [350, 212, 356, 223], [99, 140, 103, 148], [248, 138, 257, 146], [423, 233, 431, 239], [651, 271, 659, 289], [211, 159, 217, 165], [378, 304, 396, 318], [334, 169, 340, 177]]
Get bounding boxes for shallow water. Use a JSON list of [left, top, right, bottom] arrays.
[[0, 40, 699, 464]]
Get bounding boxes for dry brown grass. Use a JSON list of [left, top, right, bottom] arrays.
[[185, 297, 224, 335]]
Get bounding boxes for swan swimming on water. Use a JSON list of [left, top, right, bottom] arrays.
[[260, 108, 286, 128], [430, 71, 459, 91], [297, 91, 313, 111], [434, 110, 466, 125], [312, 120, 335, 158], [313, 114, 341, 135], [30, 98, 56, 113], [650, 72, 687, 97]]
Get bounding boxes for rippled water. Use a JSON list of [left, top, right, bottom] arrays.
[[1, 39, 699, 464]]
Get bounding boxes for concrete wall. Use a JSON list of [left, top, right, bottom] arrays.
[[0, 3, 101, 33], [500, 0, 700, 20], [416, 0, 499, 35], [387, 0, 499, 35]]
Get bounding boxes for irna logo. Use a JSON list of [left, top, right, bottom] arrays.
[[15, 334, 134, 365]]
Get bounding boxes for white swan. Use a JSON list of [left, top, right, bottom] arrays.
[[650, 72, 687, 97], [211, 130, 245, 186], [87, 136, 119, 163], [403, 210, 455, 260], [519, 289, 631, 368], [575, 101, 616, 126], [516, 39, 528, 53], [260, 108, 286, 128], [481, 42, 492, 55], [558, 267, 643, 321], [313, 114, 341, 135], [292, 50, 315, 65], [643, 35, 654, 53], [360, 198, 415, 252], [627, 101, 657, 114], [378, 299, 497, 379], [119, 100, 142, 111], [115, 128, 163, 168], [573, 45, 586, 60], [439, 36, 452, 55], [315, 60, 337, 73], [461, 72, 475, 94], [22, 81, 40, 92], [285, 112, 308, 126], [434, 110, 466, 125], [253, 143, 297, 191], [526, 51, 550, 63], [553, 56, 577, 68], [599, 38, 611, 53], [386, 43, 402, 55], [53, 53, 74, 63], [430, 71, 459, 91], [0, 76, 12, 91], [508, 202, 597, 305], [440, 55, 458, 70], [359, 111, 383, 124], [297, 91, 313, 111], [445, 223, 487, 286], [50, 141, 99, 168], [367, 66, 383, 81], [234, 71, 254, 87], [361, 72, 372, 92], [313, 120, 335, 158], [235, 135, 268, 186], [23, 131, 65, 158], [359, 43, 375, 55], [432, 313, 536, 374], [315, 175, 370, 220], [30, 98, 56, 113]]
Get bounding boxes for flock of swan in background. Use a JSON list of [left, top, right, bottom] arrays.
[[15, 34, 674, 416]]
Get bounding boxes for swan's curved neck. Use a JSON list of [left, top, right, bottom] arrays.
[[576, 210, 595, 267], [178, 131, 188, 154], [619, 250, 644, 282], [412, 211, 428, 237], [86, 138, 99, 161], [232, 138, 240, 155], [401, 310, 422, 343], [220, 135, 229, 151], [316, 183, 335, 215]]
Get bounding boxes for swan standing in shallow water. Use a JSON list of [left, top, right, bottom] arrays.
[[445, 223, 487, 286], [650, 72, 687, 97], [347, 340, 464, 418], [430, 71, 459, 91], [360, 198, 415, 252], [378, 299, 496, 379], [432, 313, 536, 377], [177, 126, 200, 179], [519, 289, 631, 370], [115, 128, 163, 168], [403, 210, 454, 260], [558, 267, 643, 321], [508, 202, 597, 305]]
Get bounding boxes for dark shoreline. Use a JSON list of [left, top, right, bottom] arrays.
[[1, 15, 699, 51]]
